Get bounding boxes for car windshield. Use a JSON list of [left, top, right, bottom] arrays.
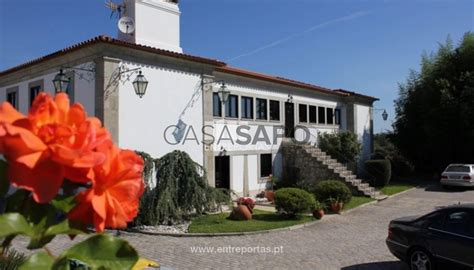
[[445, 165, 471, 172]]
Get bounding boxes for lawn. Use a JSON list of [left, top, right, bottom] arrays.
[[188, 209, 314, 233], [343, 196, 375, 211], [380, 181, 416, 196]]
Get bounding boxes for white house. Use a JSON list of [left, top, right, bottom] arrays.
[[0, 0, 378, 196]]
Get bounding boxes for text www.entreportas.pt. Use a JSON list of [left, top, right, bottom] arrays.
[[190, 246, 284, 255]]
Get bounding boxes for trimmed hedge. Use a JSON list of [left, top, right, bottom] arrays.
[[365, 159, 391, 187], [313, 180, 352, 204], [274, 188, 316, 217]]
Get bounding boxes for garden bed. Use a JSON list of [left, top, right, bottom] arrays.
[[188, 209, 314, 234]]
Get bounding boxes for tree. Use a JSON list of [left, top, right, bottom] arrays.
[[318, 131, 362, 164], [392, 32, 474, 173]]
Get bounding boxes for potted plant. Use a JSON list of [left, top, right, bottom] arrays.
[[229, 197, 255, 220], [264, 174, 276, 203], [328, 197, 344, 214], [312, 201, 325, 219]]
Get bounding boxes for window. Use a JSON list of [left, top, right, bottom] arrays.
[[309, 105, 317, 123], [318, 106, 326, 124], [6, 87, 18, 109], [29, 85, 42, 106], [65, 71, 75, 103], [446, 165, 471, 173], [327, 108, 334, 125], [299, 104, 307, 123], [225, 95, 238, 118], [445, 211, 470, 236], [241, 96, 253, 119], [256, 98, 267, 120], [260, 154, 272, 177], [269, 100, 280, 121], [335, 109, 341, 125], [213, 93, 222, 117]]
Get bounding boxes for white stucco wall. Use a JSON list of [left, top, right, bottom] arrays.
[[231, 155, 244, 194], [0, 63, 95, 116], [355, 104, 372, 169], [118, 62, 204, 165]]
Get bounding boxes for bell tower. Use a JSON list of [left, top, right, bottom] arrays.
[[118, 0, 182, 53]]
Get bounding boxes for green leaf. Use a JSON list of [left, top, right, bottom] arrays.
[[0, 213, 32, 238], [53, 234, 139, 270], [0, 160, 8, 197], [51, 195, 76, 213], [19, 252, 54, 270]]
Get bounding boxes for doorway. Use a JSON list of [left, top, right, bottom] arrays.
[[215, 156, 230, 189], [285, 102, 295, 138]]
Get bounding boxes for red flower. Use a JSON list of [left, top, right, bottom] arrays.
[[0, 93, 111, 203], [68, 145, 145, 232]]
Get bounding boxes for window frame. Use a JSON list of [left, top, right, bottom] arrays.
[[326, 107, 334, 125], [260, 153, 273, 178], [318, 106, 326, 124], [256, 98, 268, 120], [6, 86, 19, 109], [28, 79, 44, 107], [241, 96, 254, 119], [269, 100, 280, 121], [225, 94, 239, 118], [299, 104, 308, 123], [309, 105, 317, 123], [335, 108, 341, 125], [213, 93, 222, 117]]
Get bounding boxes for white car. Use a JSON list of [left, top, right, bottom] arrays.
[[440, 164, 474, 188]]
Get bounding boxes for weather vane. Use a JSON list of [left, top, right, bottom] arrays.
[[105, 0, 126, 19]]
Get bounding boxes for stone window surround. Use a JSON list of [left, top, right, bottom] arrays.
[[28, 79, 44, 106], [212, 89, 283, 124], [6, 86, 19, 109], [296, 101, 341, 128]]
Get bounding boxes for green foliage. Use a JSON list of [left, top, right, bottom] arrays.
[[364, 160, 392, 187], [372, 133, 414, 179], [134, 151, 231, 225], [313, 180, 352, 204], [0, 249, 26, 270], [318, 131, 362, 164], [51, 234, 139, 270], [19, 252, 53, 270], [274, 188, 316, 217], [393, 32, 474, 173], [188, 209, 313, 233]]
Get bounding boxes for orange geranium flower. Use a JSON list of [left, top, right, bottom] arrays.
[[0, 93, 111, 203], [68, 145, 144, 232]]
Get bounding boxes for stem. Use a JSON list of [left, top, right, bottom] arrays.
[[1, 235, 15, 255], [43, 246, 55, 258]]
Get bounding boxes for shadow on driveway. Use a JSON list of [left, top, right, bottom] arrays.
[[424, 183, 472, 193], [341, 261, 408, 270]]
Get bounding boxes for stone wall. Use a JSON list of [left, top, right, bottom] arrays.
[[281, 141, 344, 191]]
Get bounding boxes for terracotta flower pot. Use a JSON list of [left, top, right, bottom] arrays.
[[330, 202, 344, 214], [312, 209, 325, 219], [229, 205, 252, 220], [265, 191, 275, 202]]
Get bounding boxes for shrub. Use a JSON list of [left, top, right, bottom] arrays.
[[274, 188, 316, 217], [134, 151, 232, 225], [313, 180, 352, 204], [365, 159, 392, 187], [318, 131, 362, 164]]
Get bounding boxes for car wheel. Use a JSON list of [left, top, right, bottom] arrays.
[[409, 249, 434, 270]]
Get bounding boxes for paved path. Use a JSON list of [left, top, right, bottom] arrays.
[[13, 184, 474, 270]]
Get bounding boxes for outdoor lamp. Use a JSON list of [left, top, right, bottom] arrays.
[[218, 82, 230, 104], [382, 110, 388, 121], [133, 71, 149, 98], [53, 69, 71, 93]]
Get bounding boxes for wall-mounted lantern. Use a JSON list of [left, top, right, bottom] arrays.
[[132, 71, 149, 98], [53, 69, 71, 93], [201, 77, 230, 104]]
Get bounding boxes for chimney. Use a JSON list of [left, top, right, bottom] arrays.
[[118, 0, 182, 53]]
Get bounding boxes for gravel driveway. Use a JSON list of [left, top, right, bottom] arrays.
[[12, 183, 474, 270]]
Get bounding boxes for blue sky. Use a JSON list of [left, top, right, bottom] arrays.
[[1, 0, 473, 132]]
